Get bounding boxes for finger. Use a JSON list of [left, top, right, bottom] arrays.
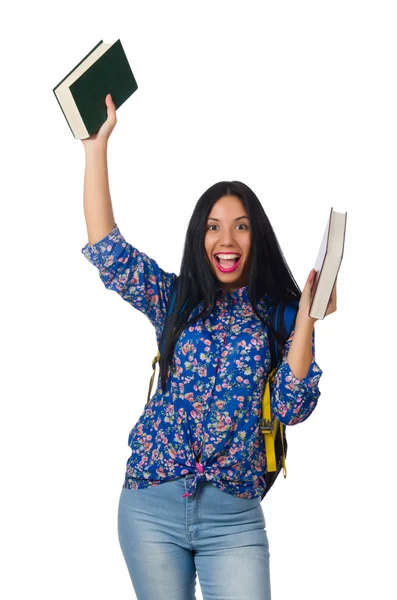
[[309, 268, 317, 282]]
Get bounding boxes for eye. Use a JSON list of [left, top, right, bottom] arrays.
[[207, 223, 249, 231]]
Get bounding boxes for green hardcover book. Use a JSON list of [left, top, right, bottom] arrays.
[[53, 39, 138, 139]]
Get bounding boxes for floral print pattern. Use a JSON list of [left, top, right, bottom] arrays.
[[82, 223, 323, 499]]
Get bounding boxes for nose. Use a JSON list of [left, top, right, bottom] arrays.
[[218, 227, 236, 247]]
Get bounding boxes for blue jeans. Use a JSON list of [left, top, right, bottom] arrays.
[[117, 474, 271, 599]]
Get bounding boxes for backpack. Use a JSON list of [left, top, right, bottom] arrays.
[[146, 282, 298, 499], [260, 299, 298, 498]]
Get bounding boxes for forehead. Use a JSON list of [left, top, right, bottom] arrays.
[[208, 195, 247, 217]]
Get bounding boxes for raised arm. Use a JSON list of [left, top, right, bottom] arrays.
[[81, 94, 117, 246], [270, 269, 327, 425], [80, 94, 177, 342]]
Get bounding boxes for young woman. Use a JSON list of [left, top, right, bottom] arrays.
[[81, 94, 337, 600]]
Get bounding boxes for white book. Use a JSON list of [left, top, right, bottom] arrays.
[[309, 208, 347, 320]]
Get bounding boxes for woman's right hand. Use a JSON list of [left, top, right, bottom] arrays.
[[81, 94, 117, 148]]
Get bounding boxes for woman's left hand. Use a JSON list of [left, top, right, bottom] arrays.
[[296, 268, 338, 329]]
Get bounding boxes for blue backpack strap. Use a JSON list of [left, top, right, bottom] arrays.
[[273, 299, 299, 364], [283, 300, 299, 336]]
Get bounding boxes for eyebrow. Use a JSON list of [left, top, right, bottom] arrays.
[[207, 215, 250, 222]]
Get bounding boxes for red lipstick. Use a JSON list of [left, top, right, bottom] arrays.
[[213, 253, 242, 273]]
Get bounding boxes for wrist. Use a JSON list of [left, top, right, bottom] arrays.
[[83, 141, 108, 154], [295, 314, 316, 334]]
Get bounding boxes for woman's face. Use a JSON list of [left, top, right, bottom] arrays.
[[204, 195, 251, 293]]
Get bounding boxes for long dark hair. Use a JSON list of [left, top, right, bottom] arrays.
[[158, 181, 301, 393]]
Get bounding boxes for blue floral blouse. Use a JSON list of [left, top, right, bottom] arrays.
[[81, 223, 323, 500]]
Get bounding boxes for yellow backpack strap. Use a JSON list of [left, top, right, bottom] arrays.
[[147, 350, 161, 405], [280, 422, 287, 478], [260, 367, 287, 476], [260, 369, 277, 471]]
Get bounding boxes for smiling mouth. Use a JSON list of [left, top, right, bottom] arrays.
[[213, 254, 242, 273], [215, 256, 240, 264]]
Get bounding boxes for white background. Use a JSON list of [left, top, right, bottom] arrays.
[[2, 1, 396, 598]]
